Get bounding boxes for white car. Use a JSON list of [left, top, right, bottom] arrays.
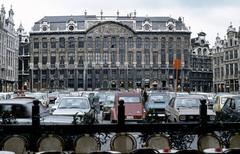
[[166, 95, 216, 122]]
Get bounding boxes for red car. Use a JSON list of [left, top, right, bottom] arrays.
[[110, 92, 145, 123]]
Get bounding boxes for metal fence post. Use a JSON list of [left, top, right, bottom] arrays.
[[199, 99, 207, 133], [118, 100, 125, 126], [32, 99, 40, 151]]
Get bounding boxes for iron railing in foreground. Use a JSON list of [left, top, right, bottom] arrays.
[[0, 99, 240, 153]]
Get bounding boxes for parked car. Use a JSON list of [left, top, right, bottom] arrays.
[[0, 97, 49, 124], [213, 93, 236, 113], [44, 97, 97, 124], [102, 93, 115, 120], [217, 95, 240, 122], [144, 92, 170, 122], [110, 92, 144, 123], [165, 95, 216, 122]]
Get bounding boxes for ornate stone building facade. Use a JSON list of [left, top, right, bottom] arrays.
[[0, 5, 19, 92], [17, 23, 30, 90], [30, 12, 191, 91], [190, 32, 212, 92], [212, 24, 240, 93]]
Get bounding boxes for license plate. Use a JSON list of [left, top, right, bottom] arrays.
[[126, 116, 134, 119]]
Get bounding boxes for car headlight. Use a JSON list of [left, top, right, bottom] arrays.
[[179, 115, 186, 121]]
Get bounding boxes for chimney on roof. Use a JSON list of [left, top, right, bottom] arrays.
[[84, 10, 87, 16], [100, 10, 103, 20], [134, 10, 136, 17], [117, 10, 119, 18]]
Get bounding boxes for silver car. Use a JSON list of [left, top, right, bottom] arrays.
[[166, 95, 215, 122]]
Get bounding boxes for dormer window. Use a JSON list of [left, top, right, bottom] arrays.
[[166, 19, 175, 31], [66, 18, 77, 31], [68, 25, 74, 31], [40, 19, 50, 32]]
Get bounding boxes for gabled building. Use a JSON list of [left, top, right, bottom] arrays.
[[212, 24, 239, 93], [0, 4, 18, 92], [190, 32, 212, 92], [17, 23, 30, 90]]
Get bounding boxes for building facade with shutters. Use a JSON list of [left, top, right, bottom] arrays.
[[0, 5, 19, 92], [212, 24, 240, 93], [29, 12, 191, 91]]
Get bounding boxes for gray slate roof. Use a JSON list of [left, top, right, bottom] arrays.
[[31, 15, 189, 32]]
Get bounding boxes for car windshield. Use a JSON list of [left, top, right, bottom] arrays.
[[176, 98, 200, 108], [119, 96, 140, 103], [58, 98, 90, 109], [149, 95, 165, 102], [0, 104, 31, 118]]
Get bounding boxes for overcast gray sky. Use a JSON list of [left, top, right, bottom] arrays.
[[2, 0, 240, 46]]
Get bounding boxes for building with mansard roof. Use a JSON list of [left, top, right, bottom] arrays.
[[29, 11, 191, 91], [0, 4, 19, 92]]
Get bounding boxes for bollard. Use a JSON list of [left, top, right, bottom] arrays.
[[32, 99, 40, 127], [32, 99, 40, 151], [199, 99, 207, 133], [118, 99, 125, 126]]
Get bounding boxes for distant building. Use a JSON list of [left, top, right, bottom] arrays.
[[0, 5, 19, 92], [212, 24, 239, 93], [190, 32, 212, 92], [17, 23, 30, 90], [29, 12, 191, 91]]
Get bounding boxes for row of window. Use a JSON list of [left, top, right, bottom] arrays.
[[33, 50, 188, 66], [33, 36, 189, 49], [214, 63, 239, 78], [225, 50, 238, 60]]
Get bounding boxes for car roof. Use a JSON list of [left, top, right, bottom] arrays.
[[116, 92, 141, 97], [0, 98, 34, 104]]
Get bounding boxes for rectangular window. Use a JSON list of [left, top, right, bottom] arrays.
[[230, 50, 233, 59], [59, 37, 65, 48], [153, 52, 158, 65], [103, 52, 109, 64], [111, 51, 116, 64], [152, 37, 158, 49], [42, 56, 47, 65], [225, 51, 229, 60], [144, 38, 150, 49], [128, 37, 133, 49], [230, 63, 233, 75], [42, 38, 48, 48], [68, 52, 74, 64], [95, 52, 101, 64], [119, 49, 125, 65], [161, 49, 166, 65], [169, 49, 174, 66], [234, 50, 238, 59], [136, 51, 142, 66], [103, 37, 109, 48], [144, 50, 150, 65], [34, 38, 39, 49], [176, 50, 181, 60], [119, 37, 125, 49], [136, 37, 142, 48], [111, 37, 116, 48], [68, 37, 75, 48], [168, 37, 173, 49], [95, 37, 101, 49], [34, 57, 39, 66], [88, 52, 93, 64], [87, 37, 93, 48], [235, 63, 238, 75], [161, 37, 166, 49], [78, 37, 84, 48], [50, 38, 56, 48], [226, 64, 229, 76], [128, 52, 133, 65], [78, 55, 84, 66]]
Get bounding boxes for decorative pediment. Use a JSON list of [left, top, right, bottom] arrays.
[[87, 22, 134, 36]]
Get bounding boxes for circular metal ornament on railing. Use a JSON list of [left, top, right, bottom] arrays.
[[37, 134, 64, 152]]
